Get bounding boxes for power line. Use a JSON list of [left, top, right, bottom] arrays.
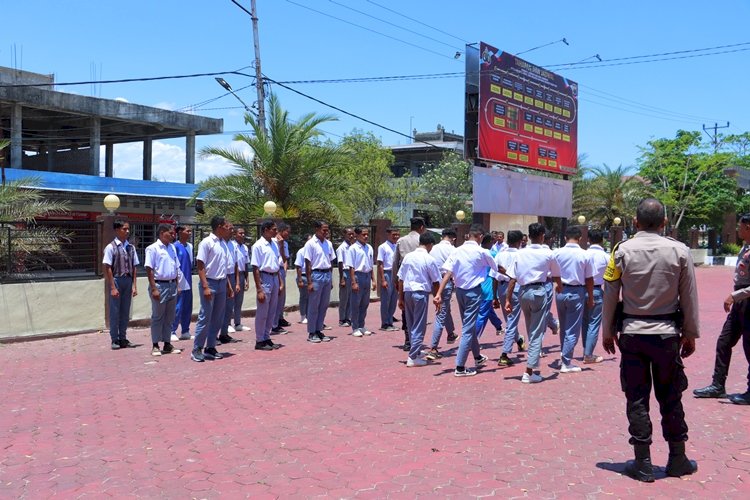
[[0, 66, 254, 88], [327, 0, 460, 50], [364, 0, 469, 44], [266, 76, 440, 149], [284, 0, 458, 61]]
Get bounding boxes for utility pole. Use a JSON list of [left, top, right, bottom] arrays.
[[702, 122, 730, 152], [250, 0, 266, 136]]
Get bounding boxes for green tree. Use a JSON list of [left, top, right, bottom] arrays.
[[417, 151, 472, 227], [196, 94, 350, 224], [0, 139, 70, 274], [336, 130, 395, 223], [574, 164, 649, 228], [638, 130, 735, 230]]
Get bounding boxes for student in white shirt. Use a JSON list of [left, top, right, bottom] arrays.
[[506, 223, 561, 383], [398, 233, 441, 366], [336, 228, 355, 327], [582, 230, 610, 364], [304, 220, 335, 343], [219, 224, 241, 344], [553, 226, 595, 373], [424, 228, 458, 360], [229, 227, 251, 333], [495, 230, 524, 366], [346, 226, 376, 337], [377, 228, 400, 331], [272, 222, 292, 333], [295, 235, 313, 324], [251, 220, 283, 351], [191, 216, 234, 362], [145, 223, 182, 356], [435, 224, 498, 377]]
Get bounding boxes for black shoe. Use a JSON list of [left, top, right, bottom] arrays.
[[255, 341, 273, 351], [402, 343, 411, 352], [218, 334, 236, 344], [162, 343, 182, 354], [271, 326, 288, 334], [279, 318, 291, 327], [446, 333, 457, 344], [392, 316, 399, 323], [693, 384, 726, 398], [204, 347, 223, 360], [624, 459, 655, 482], [265, 339, 282, 350], [111, 342, 121, 350], [307, 334, 322, 343], [665, 442, 698, 477], [729, 391, 750, 405], [316, 332, 332, 342], [191, 349, 205, 362], [119, 339, 135, 348], [338, 320, 351, 327]]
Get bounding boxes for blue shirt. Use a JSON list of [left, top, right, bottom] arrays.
[[174, 241, 193, 285]]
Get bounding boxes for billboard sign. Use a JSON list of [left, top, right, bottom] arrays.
[[478, 42, 578, 174]]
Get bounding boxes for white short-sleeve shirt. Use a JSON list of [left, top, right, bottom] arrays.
[[304, 236, 335, 270], [196, 233, 231, 280], [346, 242, 374, 273], [586, 244, 610, 286], [442, 240, 498, 290], [397, 248, 441, 292], [494, 247, 519, 282], [251, 237, 281, 273], [145, 240, 179, 280], [376, 241, 397, 271], [552, 243, 594, 285], [512, 244, 557, 286]]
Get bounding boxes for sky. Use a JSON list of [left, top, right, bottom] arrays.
[[4, 0, 750, 183]]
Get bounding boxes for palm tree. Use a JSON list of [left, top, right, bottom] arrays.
[[0, 139, 70, 275], [574, 164, 649, 227], [196, 94, 351, 224]]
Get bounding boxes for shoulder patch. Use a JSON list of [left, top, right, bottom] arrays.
[[603, 241, 622, 282]]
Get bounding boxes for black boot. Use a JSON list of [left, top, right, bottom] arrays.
[[624, 444, 655, 482], [665, 441, 698, 477]]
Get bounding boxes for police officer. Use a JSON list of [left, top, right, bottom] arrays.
[[601, 198, 699, 482], [693, 213, 750, 405]]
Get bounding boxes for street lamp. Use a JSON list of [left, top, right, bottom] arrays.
[[215, 77, 255, 115], [456, 210, 466, 221], [613, 216, 622, 226], [263, 200, 277, 216], [103, 194, 120, 214], [577, 215, 586, 225]]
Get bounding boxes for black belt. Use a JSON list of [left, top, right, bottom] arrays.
[[563, 284, 585, 288], [155, 279, 176, 284], [522, 281, 546, 287], [261, 270, 279, 275], [313, 268, 332, 272], [593, 284, 602, 288], [622, 311, 680, 322], [115, 274, 132, 278]]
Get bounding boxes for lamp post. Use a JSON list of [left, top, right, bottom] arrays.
[[215, 77, 255, 115], [263, 200, 277, 216], [610, 216, 624, 248], [455, 210, 466, 222], [103, 194, 120, 215], [576, 215, 589, 249]]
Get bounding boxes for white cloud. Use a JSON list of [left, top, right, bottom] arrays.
[[109, 139, 254, 183], [152, 101, 176, 111]]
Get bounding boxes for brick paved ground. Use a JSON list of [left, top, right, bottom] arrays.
[[1, 266, 749, 499]]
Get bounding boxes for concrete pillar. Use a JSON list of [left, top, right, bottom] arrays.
[[723, 210, 737, 245], [579, 225, 589, 250], [143, 138, 152, 181], [11, 103, 22, 169], [90, 116, 101, 176], [45, 140, 56, 171], [186, 132, 195, 184], [105, 143, 114, 177]]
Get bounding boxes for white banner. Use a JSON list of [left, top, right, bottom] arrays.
[[472, 167, 572, 217]]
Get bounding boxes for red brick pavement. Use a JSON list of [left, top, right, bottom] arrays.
[[1, 266, 749, 498]]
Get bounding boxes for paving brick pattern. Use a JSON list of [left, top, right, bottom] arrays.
[[1, 266, 749, 498]]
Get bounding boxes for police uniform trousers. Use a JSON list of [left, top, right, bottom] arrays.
[[619, 333, 689, 445], [709, 294, 750, 391]]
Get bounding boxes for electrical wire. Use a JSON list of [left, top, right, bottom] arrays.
[[364, 0, 469, 44], [266, 76, 440, 149], [284, 0, 458, 61], [327, 0, 460, 50]]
